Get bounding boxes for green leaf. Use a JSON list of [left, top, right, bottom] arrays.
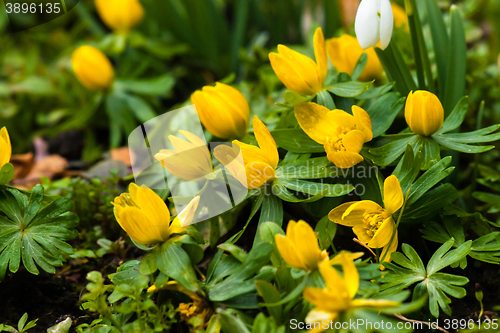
[[0, 163, 14, 185], [434, 136, 495, 154], [443, 6, 466, 117], [275, 157, 336, 179], [217, 309, 251, 333], [283, 91, 312, 106], [366, 93, 405, 137], [0, 187, 78, 280], [255, 281, 282, 322], [218, 244, 248, 263], [411, 136, 441, 170], [316, 90, 335, 109], [118, 75, 176, 97], [156, 241, 200, 293], [326, 80, 373, 97], [425, 0, 449, 98], [276, 178, 353, 197], [369, 135, 418, 166], [381, 239, 470, 317], [437, 96, 469, 134], [271, 128, 324, 153], [357, 82, 395, 100], [258, 194, 283, 227], [351, 53, 368, 81], [402, 184, 459, 223], [315, 215, 336, 251], [208, 243, 272, 302], [406, 155, 454, 206]]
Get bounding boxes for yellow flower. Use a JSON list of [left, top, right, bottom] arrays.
[[214, 116, 278, 190], [392, 2, 409, 30], [191, 82, 250, 139], [71, 46, 114, 90], [112, 183, 200, 245], [295, 103, 373, 169], [326, 34, 383, 82], [94, 0, 144, 32], [405, 90, 444, 136], [269, 27, 328, 96], [303, 253, 400, 333], [0, 127, 12, 170], [154, 130, 213, 181], [328, 175, 403, 261], [275, 220, 329, 271]]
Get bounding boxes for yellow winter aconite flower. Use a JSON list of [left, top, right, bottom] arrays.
[[191, 82, 250, 139], [0, 127, 12, 170], [275, 220, 329, 271], [326, 34, 383, 82], [303, 253, 400, 332], [269, 27, 328, 96], [94, 0, 144, 32], [328, 175, 403, 261], [405, 90, 444, 136], [155, 130, 213, 181], [392, 2, 409, 30], [112, 183, 200, 245], [71, 46, 114, 90], [295, 103, 373, 169], [214, 116, 279, 190]]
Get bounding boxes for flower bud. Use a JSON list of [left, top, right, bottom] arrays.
[[0, 127, 11, 169], [405, 91, 444, 136], [326, 34, 383, 81], [355, 0, 394, 49], [71, 46, 115, 90], [191, 82, 250, 139], [95, 0, 144, 32]]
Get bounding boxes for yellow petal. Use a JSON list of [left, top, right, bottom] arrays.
[[95, 0, 144, 32], [328, 202, 357, 226], [293, 221, 322, 270], [252, 116, 279, 169], [326, 109, 356, 129], [404, 90, 444, 136], [330, 251, 364, 264], [118, 206, 166, 244], [0, 127, 12, 168], [381, 231, 398, 264], [275, 234, 306, 270], [353, 224, 373, 244], [351, 298, 401, 309], [191, 83, 250, 139], [327, 151, 364, 169], [304, 287, 349, 313], [343, 200, 383, 220], [367, 216, 395, 248], [71, 45, 114, 90], [213, 143, 248, 187], [313, 27, 328, 90], [318, 261, 350, 300], [334, 252, 359, 299], [342, 130, 366, 153], [269, 51, 317, 96], [170, 196, 200, 234], [305, 310, 338, 333], [277, 44, 323, 94], [383, 175, 404, 215], [128, 184, 171, 228], [245, 161, 275, 189], [295, 103, 337, 144], [352, 106, 373, 142], [232, 140, 269, 166], [156, 147, 212, 181]]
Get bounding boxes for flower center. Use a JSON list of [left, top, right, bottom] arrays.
[[362, 212, 385, 237], [324, 126, 355, 154]]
